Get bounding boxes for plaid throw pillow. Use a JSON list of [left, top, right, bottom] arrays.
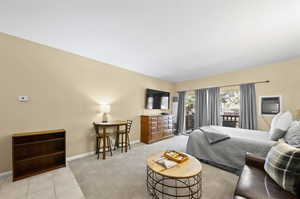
[[264, 141, 300, 195]]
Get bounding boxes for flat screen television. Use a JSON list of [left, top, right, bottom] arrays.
[[145, 89, 170, 110]]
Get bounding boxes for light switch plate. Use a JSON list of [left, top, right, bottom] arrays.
[[18, 96, 29, 102]]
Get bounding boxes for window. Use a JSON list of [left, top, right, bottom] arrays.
[[220, 86, 240, 127], [184, 91, 195, 131]]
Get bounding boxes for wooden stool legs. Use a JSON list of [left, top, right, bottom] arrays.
[[96, 136, 113, 159], [96, 137, 100, 160], [117, 132, 130, 153], [127, 135, 131, 150], [114, 133, 119, 150], [107, 136, 113, 156]]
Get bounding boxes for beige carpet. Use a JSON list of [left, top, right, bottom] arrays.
[[69, 135, 238, 199]]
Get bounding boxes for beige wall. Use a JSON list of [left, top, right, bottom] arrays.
[[175, 58, 300, 131], [1, 32, 299, 174], [0, 33, 175, 173]]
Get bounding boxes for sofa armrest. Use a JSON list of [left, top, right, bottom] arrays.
[[245, 153, 266, 170]]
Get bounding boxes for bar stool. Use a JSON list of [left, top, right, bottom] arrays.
[[93, 123, 114, 160], [116, 120, 133, 152]]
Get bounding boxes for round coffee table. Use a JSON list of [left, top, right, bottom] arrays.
[[146, 152, 202, 199]]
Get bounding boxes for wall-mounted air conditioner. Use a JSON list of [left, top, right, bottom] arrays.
[[260, 96, 282, 116]]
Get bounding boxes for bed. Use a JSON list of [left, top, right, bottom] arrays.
[[186, 126, 276, 173]]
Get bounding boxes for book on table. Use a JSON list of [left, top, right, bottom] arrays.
[[155, 156, 177, 169]]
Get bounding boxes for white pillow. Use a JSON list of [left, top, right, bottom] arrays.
[[270, 112, 282, 132], [275, 111, 293, 131], [269, 111, 293, 141]]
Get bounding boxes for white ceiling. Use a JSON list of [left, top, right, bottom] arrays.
[[1, 1, 300, 82]]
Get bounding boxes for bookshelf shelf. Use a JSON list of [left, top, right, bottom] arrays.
[[12, 129, 66, 181]]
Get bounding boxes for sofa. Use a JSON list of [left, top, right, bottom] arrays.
[[234, 153, 299, 199]]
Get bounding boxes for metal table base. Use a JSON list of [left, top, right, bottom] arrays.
[[146, 166, 202, 199]]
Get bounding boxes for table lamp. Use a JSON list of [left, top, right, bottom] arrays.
[[100, 104, 111, 123]]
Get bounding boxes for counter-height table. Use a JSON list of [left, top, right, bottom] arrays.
[[93, 121, 128, 160]]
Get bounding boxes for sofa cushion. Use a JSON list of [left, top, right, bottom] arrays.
[[264, 141, 300, 195], [235, 165, 297, 199]]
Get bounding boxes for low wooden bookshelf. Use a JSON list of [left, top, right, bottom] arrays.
[[12, 129, 66, 181]]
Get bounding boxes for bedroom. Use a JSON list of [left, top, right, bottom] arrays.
[[0, 1, 300, 199]]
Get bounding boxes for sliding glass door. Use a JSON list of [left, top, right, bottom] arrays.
[[184, 91, 196, 132], [181, 87, 240, 132], [220, 86, 240, 128]]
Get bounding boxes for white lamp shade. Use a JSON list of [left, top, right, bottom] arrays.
[[100, 104, 111, 113]]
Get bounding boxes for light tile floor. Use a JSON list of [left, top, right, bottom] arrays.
[[0, 167, 85, 199]]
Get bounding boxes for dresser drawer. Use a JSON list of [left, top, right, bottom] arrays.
[[150, 117, 158, 121], [149, 121, 157, 127], [150, 126, 157, 132], [156, 127, 162, 132], [157, 123, 163, 128], [151, 130, 161, 134], [164, 129, 173, 135], [141, 115, 174, 144], [163, 120, 169, 124], [163, 124, 169, 128], [150, 132, 162, 140]]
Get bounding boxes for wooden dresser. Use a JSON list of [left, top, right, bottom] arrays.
[[140, 115, 174, 144], [12, 129, 66, 181]]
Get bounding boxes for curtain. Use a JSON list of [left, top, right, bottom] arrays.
[[176, 91, 186, 134], [240, 83, 257, 130], [194, 88, 208, 128], [208, 87, 220, 125]]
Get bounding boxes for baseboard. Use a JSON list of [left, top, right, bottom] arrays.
[[66, 139, 140, 161], [0, 171, 12, 179], [130, 139, 140, 145], [0, 139, 140, 178], [66, 151, 95, 162]]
